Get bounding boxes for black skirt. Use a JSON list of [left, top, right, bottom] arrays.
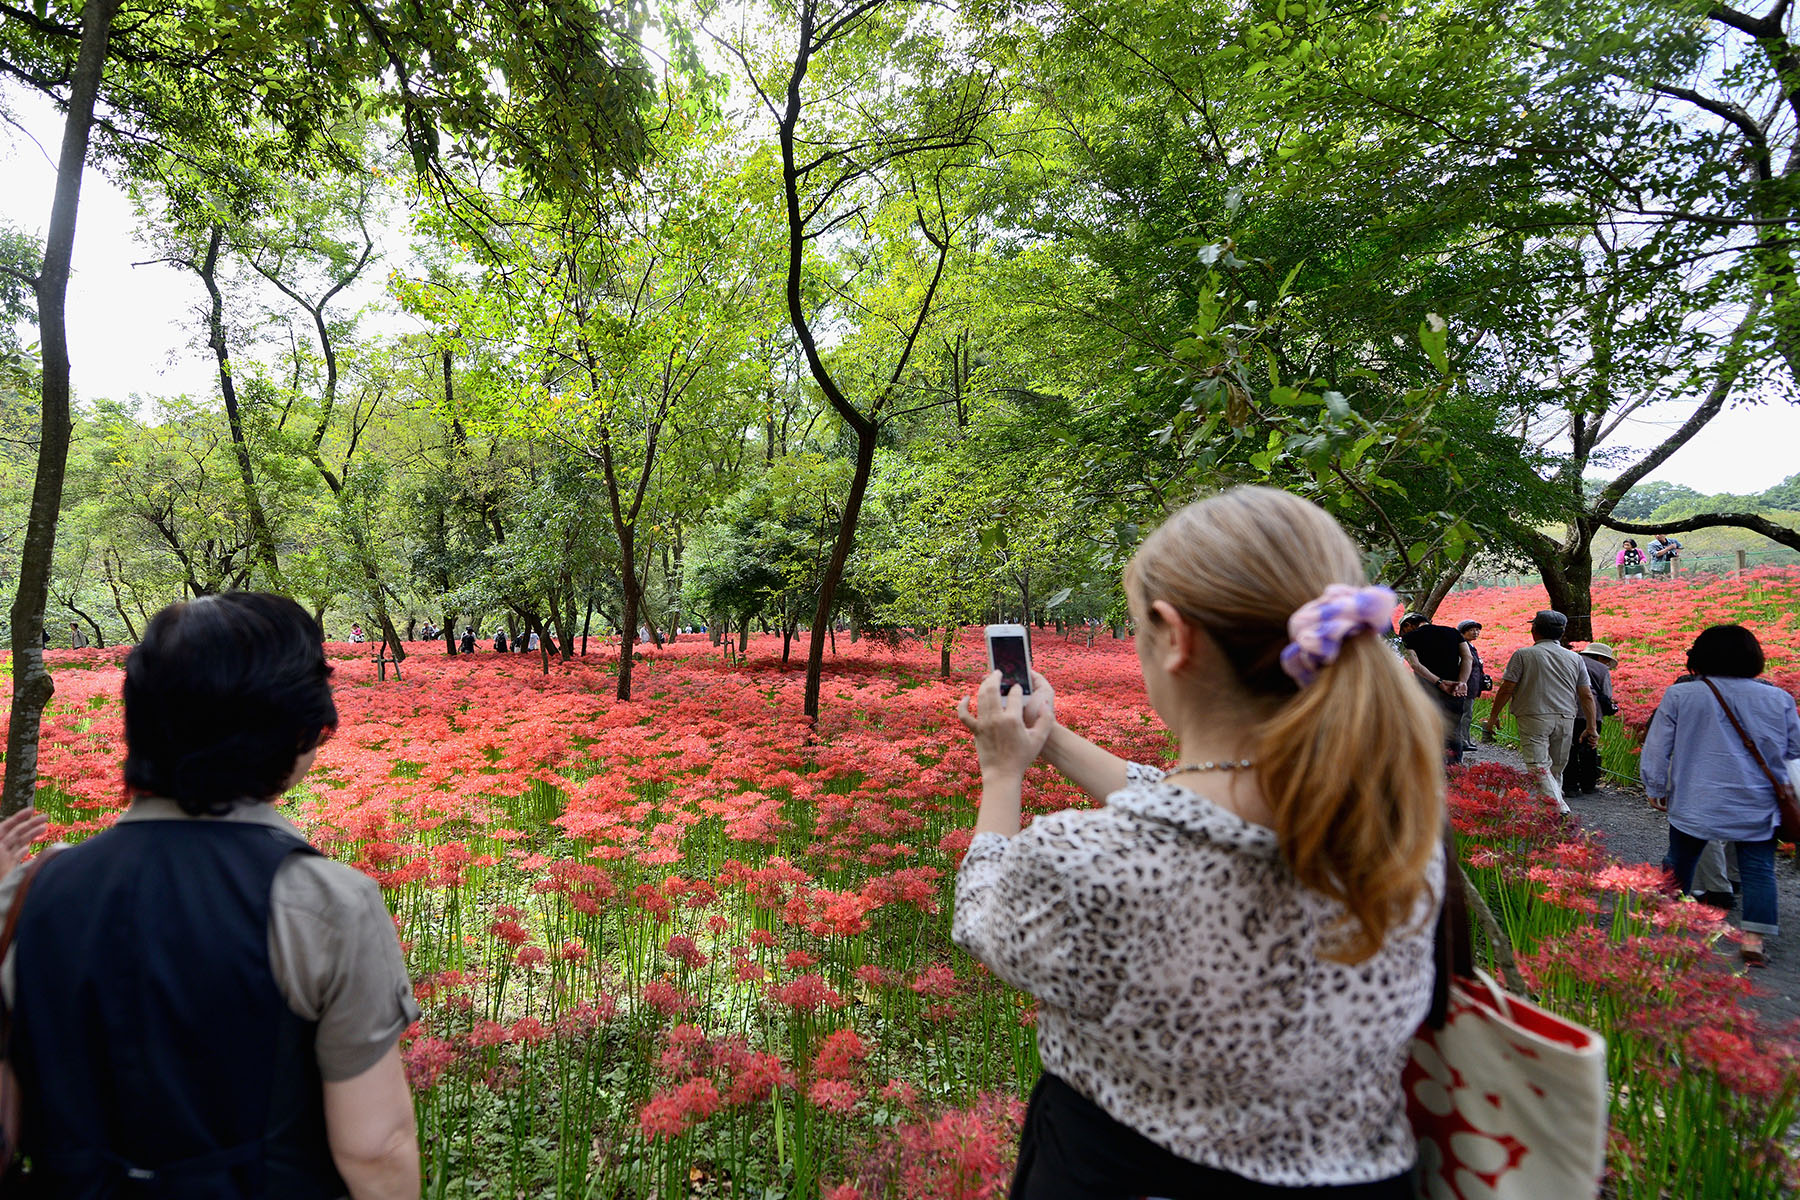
[[1009, 1073, 1415, 1200]]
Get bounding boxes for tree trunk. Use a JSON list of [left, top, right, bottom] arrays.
[[803, 433, 877, 716], [194, 225, 283, 589], [940, 625, 953, 679], [1555, 520, 1598, 643], [738, 612, 751, 657], [1016, 572, 1033, 653], [443, 611, 457, 655], [617, 542, 639, 700], [581, 598, 593, 656], [1419, 544, 1477, 619], [103, 553, 140, 643], [4, 0, 120, 816]]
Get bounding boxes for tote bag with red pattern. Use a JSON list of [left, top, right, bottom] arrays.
[[1406, 969, 1607, 1199]]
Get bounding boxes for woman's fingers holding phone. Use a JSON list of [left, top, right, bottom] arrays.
[[1023, 670, 1056, 728], [960, 671, 1049, 779]]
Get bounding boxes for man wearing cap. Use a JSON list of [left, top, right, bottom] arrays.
[[1481, 610, 1599, 814], [1563, 642, 1618, 796], [1399, 611, 1472, 765], [1455, 620, 1489, 753]]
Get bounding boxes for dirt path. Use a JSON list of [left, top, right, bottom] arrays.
[[1465, 742, 1800, 1031]]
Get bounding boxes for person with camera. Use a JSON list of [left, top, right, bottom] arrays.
[[0, 593, 420, 1198], [1648, 532, 1681, 578], [954, 487, 1444, 1199]]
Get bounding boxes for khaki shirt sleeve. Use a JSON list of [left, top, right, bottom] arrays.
[[269, 855, 420, 1082]]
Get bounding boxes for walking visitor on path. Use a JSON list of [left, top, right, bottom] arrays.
[[1481, 610, 1597, 815]]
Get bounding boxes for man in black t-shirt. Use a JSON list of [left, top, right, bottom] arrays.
[[1399, 611, 1473, 765]]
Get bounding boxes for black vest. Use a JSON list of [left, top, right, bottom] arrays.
[[11, 819, 348, 1200]]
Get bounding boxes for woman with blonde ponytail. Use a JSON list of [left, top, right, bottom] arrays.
[[953, 486, 1444, 1199]]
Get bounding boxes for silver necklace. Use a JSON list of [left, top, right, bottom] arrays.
[[1164, 759, 1255, 778]]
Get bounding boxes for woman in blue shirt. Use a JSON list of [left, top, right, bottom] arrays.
[[1642, 625, 1800, 966]]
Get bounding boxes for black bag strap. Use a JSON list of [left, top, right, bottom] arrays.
[[1699, 678, 1790, 796], [1426, 824, 1474, 1030]]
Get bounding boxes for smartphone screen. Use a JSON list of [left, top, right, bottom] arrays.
[[990, 634, 1032, 695]]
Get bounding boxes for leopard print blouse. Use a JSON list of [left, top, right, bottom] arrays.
[[952, 762, 1441, 1187]]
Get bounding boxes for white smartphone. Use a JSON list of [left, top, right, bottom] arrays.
[[985, 624, 1033, 702]]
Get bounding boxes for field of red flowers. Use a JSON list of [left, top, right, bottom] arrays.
[[9, 610, 1799, 1198], [1442, 568, 1800, 737]]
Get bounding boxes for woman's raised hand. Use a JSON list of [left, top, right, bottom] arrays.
[[0, 807, 50, 875], [957, 670, 1055, 782]]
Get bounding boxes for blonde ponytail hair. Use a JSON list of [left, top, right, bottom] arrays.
[[1129, 487, 1443, 964]]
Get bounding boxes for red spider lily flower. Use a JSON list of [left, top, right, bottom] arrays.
[[640, 980, 697, 1019], [514, 946, 547, 969], [554, 996, 615, 1037], [638, 1078, 723, 1139], [509, 1017, 549, 1046], [879, 1078, 920, 1111], [468, 1020, 509, 1048], [664, 934, 709, 970], [767, 973, 846, 1013], [808, 1077, 862, 1115], [558, 940, 588, 963], [488, 919, 530, 947], [402, 1037, 459, 1090], [724, 1050, 794, 1105], [909, 964, 961, 999], [853, 964, 898, 989], [810, 1028, 868, 1081], [783, 949, 818, 971]]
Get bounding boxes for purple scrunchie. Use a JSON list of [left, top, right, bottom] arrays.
[[1279, 584, 1397, 688]]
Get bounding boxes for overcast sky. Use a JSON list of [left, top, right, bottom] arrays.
[[3, 94, 1798, 496]]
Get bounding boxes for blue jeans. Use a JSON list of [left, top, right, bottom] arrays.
[[1668, 827, 1778, 935]]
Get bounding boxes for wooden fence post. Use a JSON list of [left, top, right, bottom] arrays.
[[1737, 549, 1747, 575]]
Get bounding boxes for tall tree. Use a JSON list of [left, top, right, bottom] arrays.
[[708, 0, 1000, 717], [1, 0, 120, 816]]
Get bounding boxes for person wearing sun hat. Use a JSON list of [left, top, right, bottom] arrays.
[[1563, 642, 1619, 796]]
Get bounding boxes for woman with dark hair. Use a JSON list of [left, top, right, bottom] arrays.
[[1642, 624, 1800, 966], [0, 593, 420, 1198]]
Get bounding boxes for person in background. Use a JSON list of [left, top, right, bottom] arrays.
[[1563, 643, 1618, 797], [1648, 532, 1682, 578], [460, 627, 476, 655], [1399, 611, 1471, 765], [955, 486, 1443, 1199], [1481, 610, 1598, 816], [1641, 625, 1800, 966], [68, 621, 88, 650], [349, 623, 366, 644], [0, 593, 420, 1197], [1616, 539, 1645, 580], [1455, 620, 1489, 753], [493, 628, 508, 653]]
